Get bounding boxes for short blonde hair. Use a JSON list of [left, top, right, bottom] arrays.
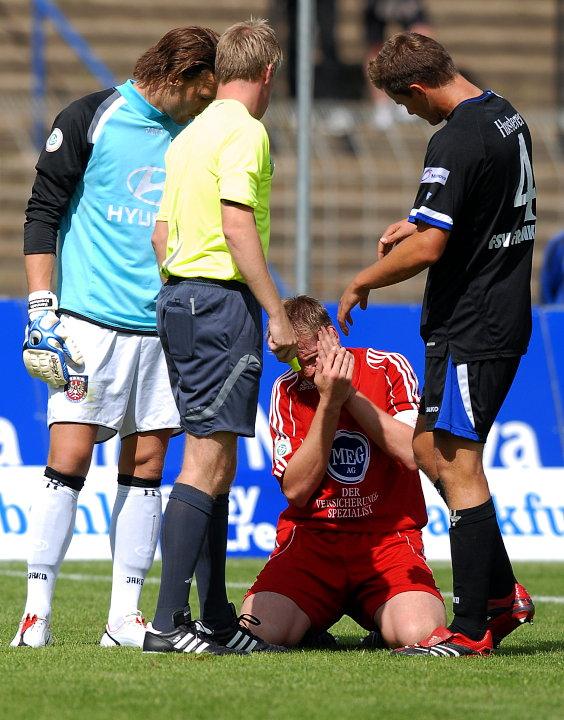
[[216, 18, 283, 84], [283, 296, 332, 337]]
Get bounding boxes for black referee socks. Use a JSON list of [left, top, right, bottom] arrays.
[[153, 483, 213, 632], [196, 493, 232, 630]]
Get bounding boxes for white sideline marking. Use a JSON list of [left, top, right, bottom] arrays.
[[1, 569, 563, 603], [0, 569, 249, 589]]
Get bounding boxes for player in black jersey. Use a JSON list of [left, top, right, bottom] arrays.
[[338, 33, 535, 657]]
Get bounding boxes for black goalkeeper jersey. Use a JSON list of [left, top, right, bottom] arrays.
[[408, 91, 536, 362]]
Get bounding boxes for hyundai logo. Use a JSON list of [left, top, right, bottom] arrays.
[[126, 166, 166, 206]]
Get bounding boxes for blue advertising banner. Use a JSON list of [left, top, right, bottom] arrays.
[[1, 300, 563, 559]]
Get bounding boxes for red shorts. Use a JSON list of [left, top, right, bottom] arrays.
[[245, 523, 442, 631]]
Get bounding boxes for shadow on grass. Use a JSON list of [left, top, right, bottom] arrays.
[[294, 635, 388, 652], [497, 640, 564, 655], [296, 635, 564, 656]]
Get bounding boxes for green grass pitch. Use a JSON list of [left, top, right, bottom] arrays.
[[2, 560, 564, 720]]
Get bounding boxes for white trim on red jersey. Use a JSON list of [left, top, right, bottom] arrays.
[[365, 349, 419, 414], [269, 348, 420, 480], [269, 369, 299, 477], [394, 409, 419, 428], [268, 347, 427, 532]]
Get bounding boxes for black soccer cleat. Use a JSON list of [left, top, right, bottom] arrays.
[[197, 603, 289, 653], [299, 628, 340, 650], [359, 627, 387, 650], [143, 608, 239, 655]]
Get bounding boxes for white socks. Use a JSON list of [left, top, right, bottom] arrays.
[[107, 484, 161, 629], [22, 476, 161, 630], [24, 478, 79, 619]]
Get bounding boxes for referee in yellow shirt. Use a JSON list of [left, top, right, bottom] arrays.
[[145, 19, 297, 655]]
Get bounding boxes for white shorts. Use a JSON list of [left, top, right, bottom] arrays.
[[47, 315, 181, 443]]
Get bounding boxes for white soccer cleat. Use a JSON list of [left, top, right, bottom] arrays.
[[100, 611, 147, 648], [10, 614, 53, 648]]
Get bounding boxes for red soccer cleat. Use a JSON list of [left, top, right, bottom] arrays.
[[487, 582, 535, 647], [392, 626, 494, 657]]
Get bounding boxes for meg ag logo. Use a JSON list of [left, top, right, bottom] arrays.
[[327, 430, 370, 484]]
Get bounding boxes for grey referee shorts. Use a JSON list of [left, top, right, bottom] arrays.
[[157, 277, 263, 438]]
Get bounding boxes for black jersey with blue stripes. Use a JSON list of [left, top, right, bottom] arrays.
[[409, 91, 535, 361]]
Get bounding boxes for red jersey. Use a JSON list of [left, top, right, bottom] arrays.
[[269, 348, 428, 533]]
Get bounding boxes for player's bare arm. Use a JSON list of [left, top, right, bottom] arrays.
[[281, 344, 354, 507], [338, 223, 449, 334], [345, 393, 417, 470], [221, 200, 297, 362], [151, 220, 169, 270], [25, 253, 55, 292], [378, 218, 418, 259], [316, 327, 417, 470], [23, 252, 84, 386]]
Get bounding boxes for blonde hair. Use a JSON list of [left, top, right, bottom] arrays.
[[283, 296, 333, 336], [216, 18, 282, 84]]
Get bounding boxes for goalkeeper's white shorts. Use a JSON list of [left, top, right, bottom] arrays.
[[47, 314, 181, 443]]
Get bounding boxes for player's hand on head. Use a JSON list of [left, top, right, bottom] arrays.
[[337, 282, 369, 335], [23, 291, 84, 387], [378, 219, 417, 260], [315, 342, 354, 406], [317, 325, 340, 355], [267, 312, 298, 363]]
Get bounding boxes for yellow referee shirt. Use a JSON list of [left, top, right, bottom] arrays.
[[158, 99, 273, 281]]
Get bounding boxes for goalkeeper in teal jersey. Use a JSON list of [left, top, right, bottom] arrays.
[[12, 27, 218, 649]]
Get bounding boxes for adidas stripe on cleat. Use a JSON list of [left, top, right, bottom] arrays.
[[392, 626, 494, 657], [143, 609, 239, 655], [197, 603, 289, 653], [10, 614, 52, 648], [487, 581, 535, 647]]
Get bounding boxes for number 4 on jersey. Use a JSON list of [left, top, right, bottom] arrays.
[[514, 133, 536, 222]]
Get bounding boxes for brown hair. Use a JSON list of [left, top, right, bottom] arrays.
[[368, 32, 457, 95], [283, 296, 332, 336], [215, 18, 283, 84], [133, 26, 219, 90]]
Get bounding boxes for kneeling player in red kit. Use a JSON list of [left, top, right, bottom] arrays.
[[242, 296, 445, 648]]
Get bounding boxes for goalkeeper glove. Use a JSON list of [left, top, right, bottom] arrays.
[[23, 291, 84, 387]]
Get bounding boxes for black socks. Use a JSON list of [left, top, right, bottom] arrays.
[[448, 498, 504, 641], [195, 493, 232, 629], [153, 483, 213, 632]]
